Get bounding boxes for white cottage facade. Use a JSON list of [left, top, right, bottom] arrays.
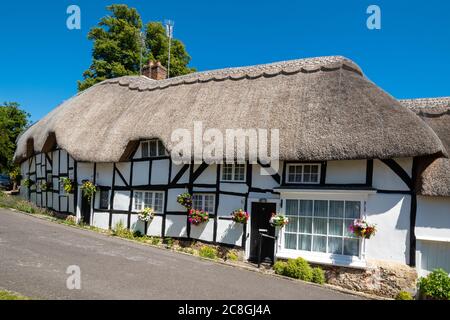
[[14, 57, 450, 278]]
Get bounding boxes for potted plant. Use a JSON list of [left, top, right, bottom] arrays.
[[80, 180, 97, 201], [231, 209, 249, 224], [269, 213, 289, 228], [138, 207, 155, 222], [177, 192, 192, 209], [60, 177, 75, 194], [188, 209, 209, 225], [9, 168, 21, 191], [349, 219, 377, 239]]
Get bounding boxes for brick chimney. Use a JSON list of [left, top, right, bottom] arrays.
[[142, 61, 167, 80]]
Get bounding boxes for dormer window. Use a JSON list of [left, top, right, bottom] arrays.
[[141, 139, 166, 158]]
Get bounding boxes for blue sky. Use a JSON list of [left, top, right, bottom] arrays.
[[1, 0, 449, 122]]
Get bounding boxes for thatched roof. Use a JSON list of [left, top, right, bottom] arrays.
[[14, 56, 446, 164], [400, 97, 450, 196]]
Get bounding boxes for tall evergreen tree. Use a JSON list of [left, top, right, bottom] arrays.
[[78, 4, 143, 91]]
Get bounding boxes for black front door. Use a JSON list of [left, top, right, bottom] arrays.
[[249, 202, 276, 262], [80, 194, 91, 224]]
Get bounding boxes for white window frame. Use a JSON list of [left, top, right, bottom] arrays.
[[277, 190, 373, 268], [286, 163, 321, 184], [133, 191, 165, 213], [220, 163, 246, 182], [140, 139, 166, 158], [192, 193, 215, 214]]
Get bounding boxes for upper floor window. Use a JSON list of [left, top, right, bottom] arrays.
[[192, 194, 215, 213], [286, 164, 320, 184], [221, 163, 246, 182], [133, 191, 164, 213], [141, 139, 166, 158]]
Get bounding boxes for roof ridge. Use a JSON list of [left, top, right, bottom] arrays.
[[100, 55, 363, 91], [399, 97, 450, 109]]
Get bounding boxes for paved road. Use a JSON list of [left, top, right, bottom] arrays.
[[0, 209, 361, 300]]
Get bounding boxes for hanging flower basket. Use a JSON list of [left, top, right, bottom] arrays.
[[177, 192, 192, 209], [188, 209, 209, 225], [138, 207, 155, 222], [231, 209, 249, 224], [349, 219, 377, 239], [60, 177, 75, 194], [81, 180, 97, 201], [22, 178, 34, 188], [269, 213, 289, 228]]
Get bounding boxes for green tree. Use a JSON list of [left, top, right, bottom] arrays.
[[145, 22, 195, 77], [77, 4, 143, 91], [0, 102, 30, 173], [78, 5, 195, 91]]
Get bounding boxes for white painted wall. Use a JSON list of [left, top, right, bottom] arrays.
[[325, 160, 366, 184], [417, 240, 450, 276], [217, 220, 243, 246], [416, 196, 450, 242], [151, 160, 170, 185], [365, 193, 411, 264], [372, 159, 411, 191]]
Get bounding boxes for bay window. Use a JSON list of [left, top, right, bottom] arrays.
[[284, 199, 361, 257]]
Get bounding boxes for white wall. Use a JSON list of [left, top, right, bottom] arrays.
[[372, 158, 411, 191], [325, 160, 366, 184], [365, 193, 411, 264], [416, 196, 450, 242], [417, 240, 450, 276]]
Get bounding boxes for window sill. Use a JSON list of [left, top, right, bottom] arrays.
[[276, 249, 367, 269]]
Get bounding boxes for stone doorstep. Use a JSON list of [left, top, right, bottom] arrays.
[[9, 208, 388, 300]]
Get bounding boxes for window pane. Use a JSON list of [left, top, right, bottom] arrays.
[[299, 200, 313, 216], [299, 217, 312, 234], [234, 164, 245, 181], [157, 140, 165, 156], [149, 140, 157, 157], [344, 238, 360, 256], [144, 192, 152, 207], [284, 233, 297, 250], [288, 166, 295, 174], [204, 195, 214, 213], [192, 195, 202, 210], [329, 219, 343, 236], [345, 201, 360, 219], [313, 218, 327, 235], [285, 200, 298, 216], [285, 216, 298, 233], [312, 236, 327, 253], [310, 173, 319, 183], [303, 173, 311, 183], [311, 165, 319, 174], [100, 190, 109, 209], [222, 164, 233, 181], [329, 201, 344, 218], [328, 237, 343, 254], [141, 142, 149, 158], [154, 193, 163, 212], [134, 192, 142, 210], [314, 200, 328, 217], [298, 234, 311, 251], [303, 165, 311, 174]]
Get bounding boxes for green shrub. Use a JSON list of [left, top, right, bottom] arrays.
[[418, 268, 450, 300], [133, 230, 142, 238], [396, 291, 413, 300], [151, 237, 161, 245], [226, 251, 239, 261], [112, 221, 134, 239], [273, 258, 322, 283], [273, 261, 286, 275], [311, 267, 326, 284], [199, 246, 218, 260]]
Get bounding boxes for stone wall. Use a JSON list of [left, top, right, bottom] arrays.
[[317, 259, 417, 298]]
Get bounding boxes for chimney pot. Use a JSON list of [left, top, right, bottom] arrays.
[[142, 60, 167, 80]]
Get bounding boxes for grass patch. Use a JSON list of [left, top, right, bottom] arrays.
[[226, 251, 239, 261], [0, 290, 29, 300]]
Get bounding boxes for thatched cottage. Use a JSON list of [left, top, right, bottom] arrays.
[[13, 56, 450, 288]]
